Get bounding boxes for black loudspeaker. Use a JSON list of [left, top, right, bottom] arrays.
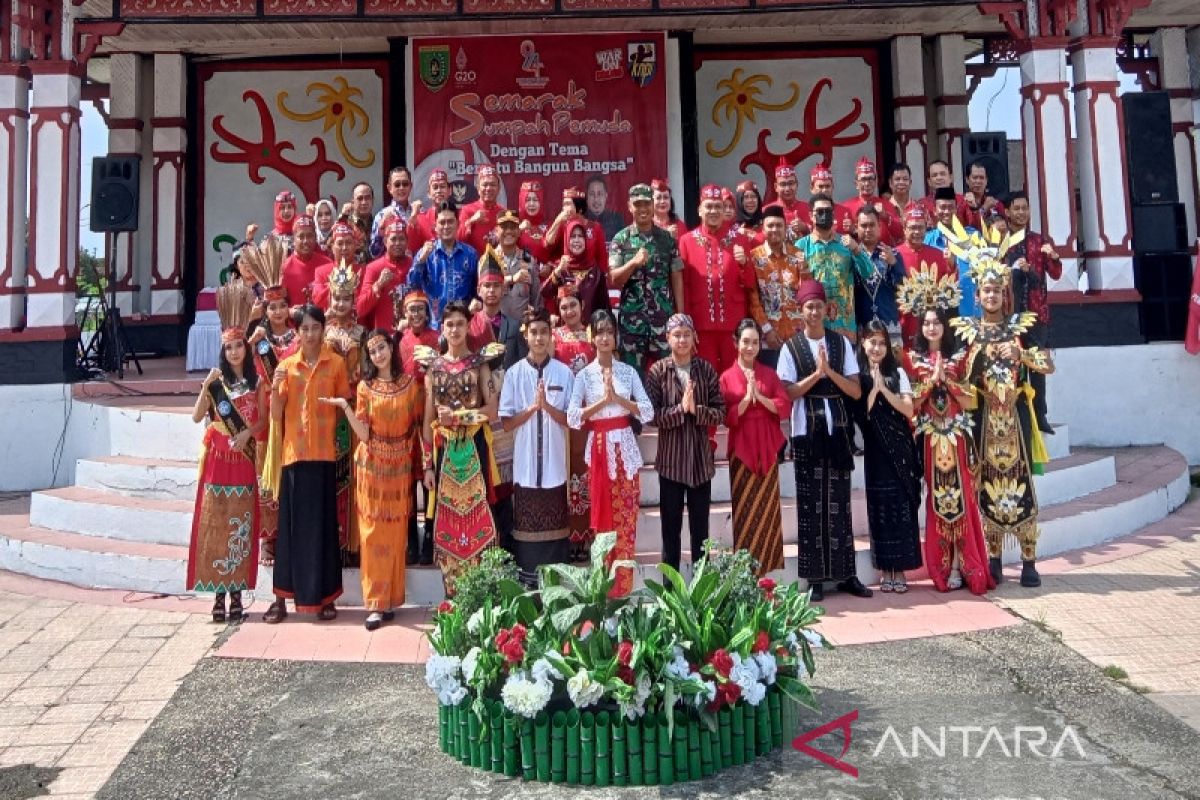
[[961, 132, 1010, 199], [1122, 92, 1177, 204], [1133, 251, 1191, 341], [1131, 202, 1187, 254], [90, 156, 140, 232]]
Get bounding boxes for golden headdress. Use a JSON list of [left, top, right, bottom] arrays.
[[237, 237, 286, 302], [937, 216, 1025, 289], [327, 259, 360, 297], [216, 279, 254, 343], [896, 261, 962, 317]]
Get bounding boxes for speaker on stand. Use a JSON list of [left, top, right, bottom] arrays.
[[84, 155, 143, 378]]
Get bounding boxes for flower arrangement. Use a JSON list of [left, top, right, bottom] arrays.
[[425, 534, 828, 785]]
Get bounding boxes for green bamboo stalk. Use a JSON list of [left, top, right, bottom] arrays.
[[769, 688, 783, 749], [611, 716, 628, 786], [521, 718, 536, 780], [468, 709, 482, 768], [566, 709, 581, 785], [503, 714, 519, 777], [535, 711, 551, 782], [628, 717, 644, 785], [719, 707, 733, 768], [580, 711, 595, 786], [700, 725, 715, 777], [439, 704, 449, 753], [743, 703, 756, 764], [672, 711, 688, 783], [730, 702, 745, 766], [756, 701, 771, 756], [656, 711, 674, 786], [595, 710, 611, 787], [490, 705, 504, 772], [458, 703, 471, 764], [643, 715, 659, 785], [551, 711, 567, 783]]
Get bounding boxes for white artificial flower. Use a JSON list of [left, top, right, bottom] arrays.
[[502, 671, 553, 719], [802, 629, 827, 650], [785, 632, 799, 653], [730, 655, 761, 690], [461, 646, 482, 683], [692, 679, 718, 709], [753, 652, 778, 685], [665, 648, 692, 681], [741, 680, 767, 706], [424, 654, 462, 690], [466, 608, 485, 635], [603, 616, 619, 637], [567, 669, 605, 709], [531, 657, 563, 685], [437, 680, 468, 707]]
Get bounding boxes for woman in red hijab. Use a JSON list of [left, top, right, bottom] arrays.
[[541, 219, 611, 320], [517, 180, 550, 263]]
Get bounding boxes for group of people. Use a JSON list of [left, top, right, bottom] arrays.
[[185, 151, 1060, 627]]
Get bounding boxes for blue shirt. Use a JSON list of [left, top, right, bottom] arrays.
[[794, 234, 875, 338], [924, 227, 978, 317], [854, 244, 906, 328], [406, 240, 478, 329]]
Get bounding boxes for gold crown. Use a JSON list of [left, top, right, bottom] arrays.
[[937, 216, 1026, 289], [896, 261, 962, 316], [327, 259, 359, 296]]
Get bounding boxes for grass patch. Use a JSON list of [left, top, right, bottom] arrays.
[[1101, 664, 1129, 681]]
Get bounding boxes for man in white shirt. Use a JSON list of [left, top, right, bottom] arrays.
[[499, 306, 575, 587], [777, 280, 869, 602]]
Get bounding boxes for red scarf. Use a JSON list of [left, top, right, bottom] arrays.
[[586, 416, 631, 532]]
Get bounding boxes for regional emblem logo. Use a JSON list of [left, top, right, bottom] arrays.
[[419, 45, 450, 93], [627, 41, 657, 87]]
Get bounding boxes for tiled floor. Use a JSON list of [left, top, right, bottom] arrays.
[[0, 581, 217, 798]]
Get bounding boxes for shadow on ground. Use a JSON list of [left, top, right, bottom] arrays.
[[96, 623, 1200, 800], [0, 764, 60, 800]]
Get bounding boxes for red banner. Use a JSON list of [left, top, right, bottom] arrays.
[[410, 33, 668, 227]]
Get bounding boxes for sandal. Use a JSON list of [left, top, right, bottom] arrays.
[[879, 578, 895, 593], [211, 592, 226, 623], [228, 591, 244, 621], [263, 600, 288, 624], [318, 603, 338, 621], [893, 579, 909, 594], [259, 540, 276, 567], [947, 569, 964, 591]]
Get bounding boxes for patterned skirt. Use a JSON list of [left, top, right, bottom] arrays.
[[513, 484, 570, 587], [566, 429, 593, 560], [791, 436, 856, 582], [729, 457, 784, 576], [432, 427, 499, 595], [187, 431, 259, 593]]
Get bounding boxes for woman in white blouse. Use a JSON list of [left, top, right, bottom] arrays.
[[567, 309, 654, 597]]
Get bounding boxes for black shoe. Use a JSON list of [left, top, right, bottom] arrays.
[[1020, 560, 1042, 588], [365, 613, 383, 632], [381, 610, 396, 622], [1037, 416, 1055, 435], [989, 557, 1004, 585], [228, 591, 243, 622], [418, 530, 434, 566], [837, 576, 873, 598], [809, 583, 824, 603], [406, 531, 419, 566], [211, 592, 226, 624]]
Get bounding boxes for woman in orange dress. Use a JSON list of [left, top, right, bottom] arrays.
[[325, 329, 423, 630]]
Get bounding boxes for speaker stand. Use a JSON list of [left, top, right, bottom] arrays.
[[97, 232, 143, 380]]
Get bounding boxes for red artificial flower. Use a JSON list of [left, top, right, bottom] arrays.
[[718, 681, 742, 706], [708, 648, 734, 678], [775, 646, 789, 659], [510, 623, 528, 643], [436, 601, 454, 615], [617, 665, 636, 686], [578, 620, 595, 638], [753, 630, 771, 654], [758, 577, 777, 599], [495, 629, 510, 649], [616, 640, 634, 667], [562, 640, 572, 656]]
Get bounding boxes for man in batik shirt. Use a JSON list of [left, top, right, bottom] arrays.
[[609, 183, 684, 370]]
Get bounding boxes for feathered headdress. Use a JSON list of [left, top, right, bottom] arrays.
[[327, 259, 359, 297], [237, 237, 287, 302], [896, 261, 962, 317], [216, 279, 254, 343], [937, 216, 1025, 288]]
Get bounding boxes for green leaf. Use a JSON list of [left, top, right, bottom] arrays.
[[543, 563, 587, 594], [551, 604, 584, 635], [544, 651, 576, 679], [776, 675, 818, 710], [498, 579, 524, 601], [590, 531, 618, 569], [658, 563, 689, 597], [538, 585, 574, 606]]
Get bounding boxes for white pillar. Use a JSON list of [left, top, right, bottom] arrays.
[[26, 61, 82, 330], [891, 35, 928, 197], [0, 65, 30, 330], [106, 53, 143, 317], [1019, 44, 1079, 288], [1154, 27, 1198, 245], [150, 53, 186, 319], [933, 34, 969, 181], [1189, 28, 1200, 246], [1070, 41, 1134, 290]]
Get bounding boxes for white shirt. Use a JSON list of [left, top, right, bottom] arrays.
[[499, 357, 575, 489], [566, 359, 655, 480], [777, 333, 860, 436]]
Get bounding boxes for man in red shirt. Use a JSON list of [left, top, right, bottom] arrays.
[[894, 204, 954, 347], [457, 164, 504, 255], [677, 184, 747, 370], [357, 218, 410, 331], [280, 216, 331, 310], [921, 159, 971, 223], [841, 157, 903, 245], [960, 159, 1005, 230], [407, 168, 451, 253], [808, 162, 855, 236], [763, 158, 810, 240], [310, 222, 358, 309]]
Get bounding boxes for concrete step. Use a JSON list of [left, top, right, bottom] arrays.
[[28, 486, 193, 547], [75, 455, 198, 502]]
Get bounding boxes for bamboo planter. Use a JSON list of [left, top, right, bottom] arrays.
[[439, 686, 802, 785]]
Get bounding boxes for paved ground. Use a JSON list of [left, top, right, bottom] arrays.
[[92, 624, 1200, 800]]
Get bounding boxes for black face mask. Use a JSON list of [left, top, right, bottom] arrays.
[[813, 207, 835, 230]]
